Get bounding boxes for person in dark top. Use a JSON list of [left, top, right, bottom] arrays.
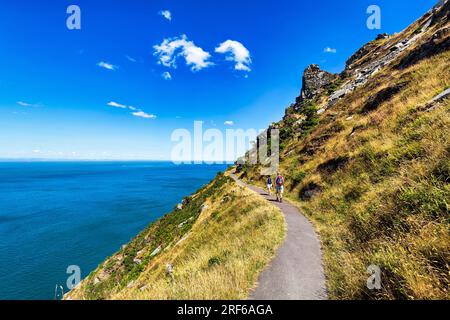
[[267, 176, 273, 195]]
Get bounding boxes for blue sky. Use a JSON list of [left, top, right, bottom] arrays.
[[0, 0, 436, 160]]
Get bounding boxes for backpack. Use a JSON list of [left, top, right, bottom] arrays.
[[267, 177, 272, 184], [276, 176, 284, 186]]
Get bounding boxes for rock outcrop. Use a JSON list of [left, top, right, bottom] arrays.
[[320, 0, 449, 113], [278, 0, 449, 141], [396, 25, 450, 70], [298, 64, 336, 101]]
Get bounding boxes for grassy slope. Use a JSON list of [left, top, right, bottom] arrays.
[[66, 173, 285, 300], [240, 9, 449, 299]]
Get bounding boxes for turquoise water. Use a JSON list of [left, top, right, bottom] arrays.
[[0, 161, 227, 300]]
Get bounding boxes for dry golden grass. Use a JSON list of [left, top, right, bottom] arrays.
[[241, 47, 449, 299], [67, 175, 285, 300]]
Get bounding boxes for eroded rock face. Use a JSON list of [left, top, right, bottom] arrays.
[[396, 26, 450, 70], [299, 64, 336, 101], [323, 1, 449, 111], [430, 0, 450, 27], [278, 0, 448, 138], [345, 42, 379, 71]]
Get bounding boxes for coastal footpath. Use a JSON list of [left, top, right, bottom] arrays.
[[239, 0, 449, 299], [65, 173, 285, 299], [67, 0, 449, 300]]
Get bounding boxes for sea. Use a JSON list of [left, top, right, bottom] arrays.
[[0, 161, 227, 299]]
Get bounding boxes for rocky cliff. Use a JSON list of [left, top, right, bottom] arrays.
[[283, 0, 449, 125]]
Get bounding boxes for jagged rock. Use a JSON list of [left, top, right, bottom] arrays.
[[97, 270, 110, 280], [176, 203, 183, 210], [166, 264, 174, 278], [127, 280, 135, 288], [430, 87, 450, 103], [422, 18, 433, 32], [93, 277, 101, 285], [430, 0, 450, 27], [346, 46, 371, 70], [396, 26, 450, 70], [424, 87, 450, 111], [299, 64, 336, 101], [376, 33, 390, 40], [150, 246, 162, 257], [133, 258, 142, 265], [139, 285, 148, 291], [339, 0, 448, 104], [327, 87, 352, 108], [201, 204, 209, 211], [324, 26, 426, 111], [136, 249, 145, 257]]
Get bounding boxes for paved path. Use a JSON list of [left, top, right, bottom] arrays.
[[230, 174, 327, 300]]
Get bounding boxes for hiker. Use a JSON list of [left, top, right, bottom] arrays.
[[275, 172, 285, 203], [267, 176, 273, 195]]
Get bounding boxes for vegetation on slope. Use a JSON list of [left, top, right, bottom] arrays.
[[239, 4, 449, 299], [66, 173, 285, 300]]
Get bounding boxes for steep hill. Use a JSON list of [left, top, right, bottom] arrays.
[[239, 0, 449, 299], [67, 1, 449, 300], [65, 173, 285, 299]]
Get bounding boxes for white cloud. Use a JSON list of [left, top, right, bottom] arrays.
[[324, 47, 337, 54], [162, 71, 172, 80], [215, 40, 252, 72], [132, 111, 156, 119], [17, 101, 32, 107], [159, 10, 172, 21], [97, 61, 117, 70], [126, 55, 137, 62], [17, 101, 42, 107], [224, 121, 234, 126], [107, 101, 155, 120], [107, 101, 128, 109], [153, 35, 213, 72]]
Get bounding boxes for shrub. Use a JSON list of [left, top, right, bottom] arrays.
[[290, 171, 307, 189], [300, 102, 320, 135]]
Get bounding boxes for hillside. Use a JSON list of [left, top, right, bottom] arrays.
[[66, 1, 449, 301], [65, 173, 285, 299], [238, 0, 449, 299]]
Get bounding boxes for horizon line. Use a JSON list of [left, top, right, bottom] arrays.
[[0, 157, 236, 163]]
